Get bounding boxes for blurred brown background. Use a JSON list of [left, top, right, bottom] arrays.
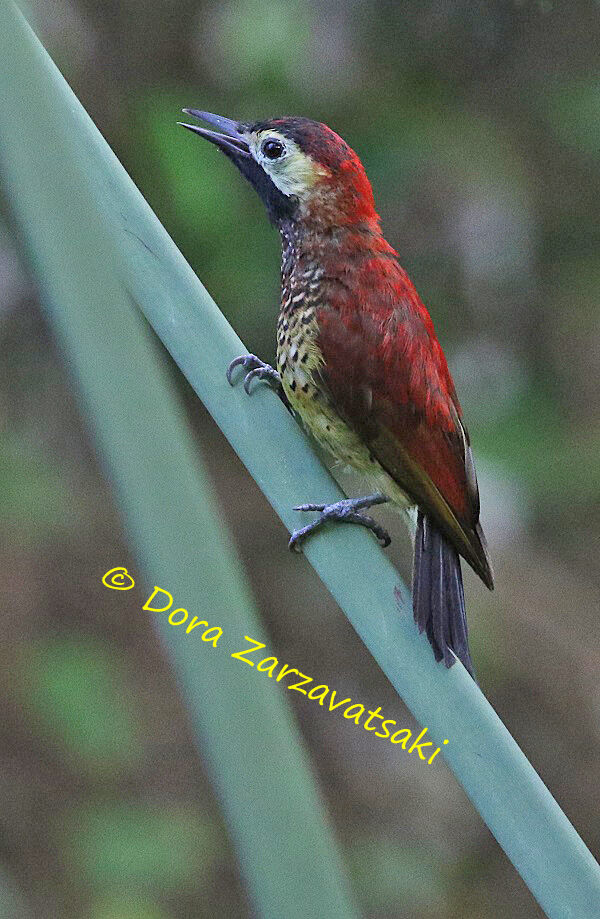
[[1, 1, 599, 917]]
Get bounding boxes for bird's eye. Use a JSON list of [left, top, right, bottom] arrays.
[[262, 138, 285, 160]]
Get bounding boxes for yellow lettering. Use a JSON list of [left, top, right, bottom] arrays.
[[202, 627, 222, 647], [276, 664, 299, 682], [328, 690, 351, 711], [390, 729, 412, 747], [288, 673, 312, 694], [186, 617, 208, 634], [257, 657, 279, 677], [307, 684, 329, 705], [142, 586, 173, 612], [231, 636, 266, 666], [343, 704, 365, 725], [375, 719, 396, 739], [428, 740, 449, 765], [168, 608, 188, 626], [364, 707, 384, 731], [408, 728, 433, 760]]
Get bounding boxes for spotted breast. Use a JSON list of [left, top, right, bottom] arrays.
[[275, 226, 406, 501]]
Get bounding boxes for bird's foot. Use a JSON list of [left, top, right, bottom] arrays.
[[289, 493, 390, 551], [227, 353, 288, 403]]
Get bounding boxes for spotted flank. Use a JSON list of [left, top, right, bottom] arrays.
[[276, 226, 412, 510]]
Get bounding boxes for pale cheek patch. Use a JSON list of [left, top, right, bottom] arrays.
[[249, 132, 329, 199], [268, 150, 329, 199]]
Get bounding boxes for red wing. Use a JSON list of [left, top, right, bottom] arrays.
[[314, 290, 491, 585]]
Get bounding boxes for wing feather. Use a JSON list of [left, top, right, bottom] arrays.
[[315, 290, 493, 589]]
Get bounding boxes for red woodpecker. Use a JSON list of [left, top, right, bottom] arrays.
[[179, 110, 494, 678]]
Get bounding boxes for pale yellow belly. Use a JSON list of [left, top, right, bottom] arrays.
[[280, 366, 412, 512], [277, 303, 412, 510]]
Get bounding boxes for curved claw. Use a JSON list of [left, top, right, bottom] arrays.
[[288, 533, 301, 552], [243, 365, 280, 394], [227, 353, 282, 396], [344, 512, 391, 547], [226, 353, 262, 386], [288, 525, 315, 552]]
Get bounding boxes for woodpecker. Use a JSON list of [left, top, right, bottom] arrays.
[[179, 110, 494, 678]]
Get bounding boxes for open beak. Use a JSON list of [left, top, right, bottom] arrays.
[[178, 109, 250, 158]]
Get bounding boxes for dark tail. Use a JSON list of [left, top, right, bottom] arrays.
[[412, 510, 475, 679]]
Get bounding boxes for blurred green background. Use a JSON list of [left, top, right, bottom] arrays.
[[1, 1, 599, 917]]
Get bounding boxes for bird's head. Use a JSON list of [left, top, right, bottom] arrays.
[[179, 110, 379, 230]]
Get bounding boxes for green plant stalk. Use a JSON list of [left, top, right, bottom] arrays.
[[0, 867, 31, 919], [0, 6, 361, 918], [1, 3, 599, 917]]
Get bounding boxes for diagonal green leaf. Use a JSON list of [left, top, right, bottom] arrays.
[[1, 3, 599, 918], [0, 5, 359, 918]]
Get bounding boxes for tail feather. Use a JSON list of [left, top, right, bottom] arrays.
[[413, 510, 475, 679]]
